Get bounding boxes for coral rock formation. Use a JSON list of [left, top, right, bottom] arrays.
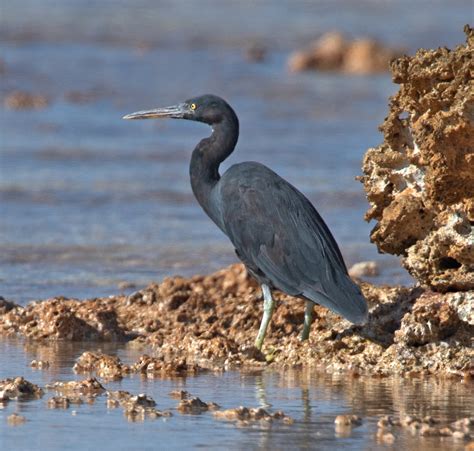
[[0, 265, 472, 377], [360, 26, 474, 291], [288, 31, 403, 74]]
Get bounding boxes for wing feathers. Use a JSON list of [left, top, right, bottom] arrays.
[[219, 163, 368, 324]]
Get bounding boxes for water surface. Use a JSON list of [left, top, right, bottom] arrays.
[[1, 339, 473, 451]]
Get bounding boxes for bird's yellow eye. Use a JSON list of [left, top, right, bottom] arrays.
[[190, 103, 197, 110]]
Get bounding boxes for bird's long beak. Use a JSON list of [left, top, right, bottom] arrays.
[[123, 103, 189, 120]]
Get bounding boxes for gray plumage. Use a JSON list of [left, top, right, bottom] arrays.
[[218, 162, 368, 324], [124, 94, 368, 348]]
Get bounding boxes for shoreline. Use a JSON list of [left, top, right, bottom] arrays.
[[1, 264, 472, 378]]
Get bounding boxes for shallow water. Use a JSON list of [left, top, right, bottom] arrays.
[[1, 339, 473, 451]]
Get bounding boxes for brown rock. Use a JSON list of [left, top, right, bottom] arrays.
[[169, 390, 190, 400], [419, 424, 439, 436], [107, 399, 120, 409], [4, 91, 49, 110], [46, 378, 105, 395], [0, 377, 44, 400], [30, 359, 50, 369], [131, 354, 203, 377], [395, 294, 462, 345], [0, 264, 472, 377], [177, 396, 219, 414], [48, 396, 71, 409], [7, 413, 26, 425], [348, 261, 380, 278], [73, 351, 129, 379], [122, 393, 156, 409], [244, 42, 267, 63], [335, 414, 363, 427], [214, 406, 293, 424], [288, 31, 402, 74], [360, 26, 474, 291], [0, 297, 17, 315], [380, 432, 395, 444]]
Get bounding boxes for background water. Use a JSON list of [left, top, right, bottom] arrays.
[[1, 0, 470, 303]]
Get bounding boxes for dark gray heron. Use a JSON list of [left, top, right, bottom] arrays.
[[124, 94, 368, 350]]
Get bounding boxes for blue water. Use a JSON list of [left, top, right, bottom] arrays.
[[1, 339, 472, 451]]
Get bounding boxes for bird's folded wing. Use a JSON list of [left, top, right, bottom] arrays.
[[219, 165, 367, 324]]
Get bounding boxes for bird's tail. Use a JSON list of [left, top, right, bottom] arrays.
[[303, 273, 368, 325]]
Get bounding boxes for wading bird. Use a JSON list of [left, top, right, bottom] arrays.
[[124, 94, 368, 350]]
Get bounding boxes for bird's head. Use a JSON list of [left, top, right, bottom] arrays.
[[123, 94, 235, 127]]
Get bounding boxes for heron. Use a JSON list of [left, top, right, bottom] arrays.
[[123, 94, 368, 350]]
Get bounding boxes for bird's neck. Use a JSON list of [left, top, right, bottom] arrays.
[[190, 116, 239, 222]]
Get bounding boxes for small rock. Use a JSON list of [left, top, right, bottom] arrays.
[[74, 352, 128, 380], [46, 377, 105, 395], [400, 415, 420, 427], [124, 394, 156, 408], [214, 406, 292, 424], [0, 296, 17, 314], [124, 404, 170, 422], [244, 42, 266, 62], [288, 31, 402, 74], [453, 431, 470, 440], [7, 413, 26, 426], [0, 390, 8, 402], [177, 397, 218, 414], [4, 91, 49, 110], [349, 261, 380, 278], [419, 424, 439, 436], [334, 414, 362, 426], [106, 390, 132, 401], [106, 399, 119, 409], [169, 390, 190, 400], [48, 396, 70, 409], [381, 432, 395, 444], [30, 360, 50, 369], [452, 417, 474, 432], [0, 377, 44, 400]]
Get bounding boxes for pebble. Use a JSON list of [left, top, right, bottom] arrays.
[[334, 414, 362, 426], [30, 360, 50, 369], [348, 261, 380, 278], [48, 396, 70, 409], [7, 413, 26, 426]]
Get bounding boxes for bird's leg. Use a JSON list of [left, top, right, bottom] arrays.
[[255, 284, 275, 350], [301, 300, 314, 341]]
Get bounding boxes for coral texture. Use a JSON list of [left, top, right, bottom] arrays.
[[1, 265, 472, 377], [360, 26, 474, 291]]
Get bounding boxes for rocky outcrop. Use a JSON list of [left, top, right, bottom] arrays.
[[288, 31, 403, 74], [359, 26, 474, 291], [0, 264, 472, 377]]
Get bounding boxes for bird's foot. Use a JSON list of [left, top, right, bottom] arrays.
[[300, 300, 314, 341]]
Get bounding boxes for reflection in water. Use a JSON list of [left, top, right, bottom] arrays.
[[0, 339, 472, 451], [254, 374, 272, 410]]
